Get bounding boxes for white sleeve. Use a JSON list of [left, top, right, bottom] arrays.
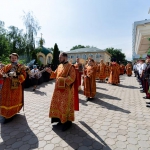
[[143, 64, 147, 70]]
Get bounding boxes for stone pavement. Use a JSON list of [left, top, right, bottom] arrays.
[[1, 75, 150, 150]]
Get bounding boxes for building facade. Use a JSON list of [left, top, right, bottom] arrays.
[[37, 46, 53, 65], [66, 47, 111, 64], [132, 19, 150, 60]]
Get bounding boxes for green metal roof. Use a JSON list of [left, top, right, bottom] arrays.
[[66, 47, 104, 54], [65, 47, 111, 56], [40, 46, 52, 55]]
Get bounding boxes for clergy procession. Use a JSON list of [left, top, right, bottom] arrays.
[[0, 51, 135, 131]]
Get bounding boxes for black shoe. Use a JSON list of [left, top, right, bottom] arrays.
[[51, 118, 61, 123], [3, 117, 14, 124], [146, 102, 150, 104], [86, 97, 90, 101], [62, 121, 72, 131], [33, 89, 35, 91], [146, 104, 150, 107], [143, 96, 149, 99], [140, 87, 142, 88]]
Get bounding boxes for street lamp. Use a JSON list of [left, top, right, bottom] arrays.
[[148, 8, 150, 14]]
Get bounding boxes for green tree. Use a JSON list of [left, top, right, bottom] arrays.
[[0, 21, 11, 63], [70, 45, 85, 50], [22, 11, 41, 61], [70, 45, 96, 50], [8, 26, 27, 55], [106, 47, 127, 64], [52, 43, 60, 70]]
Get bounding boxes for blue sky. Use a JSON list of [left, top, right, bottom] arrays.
[[0, 0, 150, 60]]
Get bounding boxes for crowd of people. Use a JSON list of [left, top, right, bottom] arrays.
[[74, 57, 132, 101], [133, 52, 150, 107], [0, 52, 134, 131], [24, 64, 51, 90]]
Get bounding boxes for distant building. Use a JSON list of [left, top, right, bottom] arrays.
[[132, 19, 150, 60], [37, 46, 53, 65], [66, 47, 111, 64]]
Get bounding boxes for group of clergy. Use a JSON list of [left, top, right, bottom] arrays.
[[74, 57, 132, 101], [0, 52, 133, 132]]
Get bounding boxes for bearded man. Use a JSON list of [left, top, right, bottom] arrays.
[[46, 52, 79, 131]]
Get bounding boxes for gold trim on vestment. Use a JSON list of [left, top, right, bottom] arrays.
[[0, 103, 22, 110], [58, 77, 65, 89]]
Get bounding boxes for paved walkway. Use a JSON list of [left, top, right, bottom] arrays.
[[0, 75, 150, 150]]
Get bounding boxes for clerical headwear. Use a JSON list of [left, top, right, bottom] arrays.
[[111, 58, 116, 62]]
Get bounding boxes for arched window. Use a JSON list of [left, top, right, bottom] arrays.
[[39, 56, 44, 64], [47, 56, 51, 64]]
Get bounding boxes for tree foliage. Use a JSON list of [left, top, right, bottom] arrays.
[[70, 45, 94, 50], [22, 11, 41, 62], [106, 47, 127, 64], [0, 12, 41, 64], [52, 43, 60, 70]]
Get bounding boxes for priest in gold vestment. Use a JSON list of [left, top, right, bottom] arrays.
[[125, 63, 132, 76], [0, 53, 26, 123], [108, 58, 119, 85], [83, 59, 96, 101], [99, 59, 106, 82], [74, 58, 83, 91], [46, 52, 78, 131]]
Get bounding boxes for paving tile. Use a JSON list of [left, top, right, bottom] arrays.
[[19, 144, 30, 150], [107, 132, 117, 139], [92, 141, 103, 149], [22, 135, 32, 141], [138, 141, 150, 148], [105, 138, 115, 145], [117, 135, 126, 142], [127, 132, 138, 138], [5, 138, 17, 145], [138, 134, 149, 141], [116, 141, 126, 148], [53, 147, 64, 150], [28, 137, 38, 145], [78, 146, 89, 150], [44, 144, 54, 150], [127, 137, 138, 144], [127, 144, 139, 150], [1, 75, 150, 149], [51, 137, 62, 144], [11, 141, 23, 149]]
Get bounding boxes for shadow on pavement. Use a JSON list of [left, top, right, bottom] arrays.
[[0, 114, 39, 150], [92, 98, 130, 114], [96, 93, 121, 100], [96, 87, 108, 91], [80, 121, 111, 150], [33, 90, 47, 96], [52, 122, 112, 150], [119, 84, 139, 89], [79, 98, 130, 114], [24, 79, 55, 91]]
